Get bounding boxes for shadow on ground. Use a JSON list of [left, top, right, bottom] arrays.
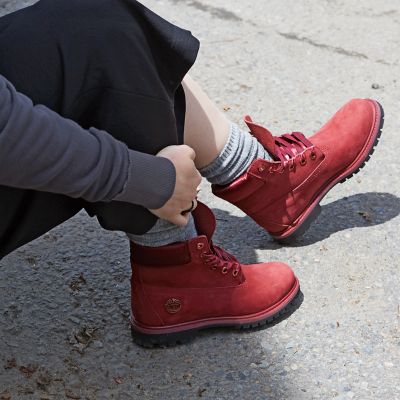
[[212, 192, 400, 257]]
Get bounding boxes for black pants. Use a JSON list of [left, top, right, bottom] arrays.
[[0, 0, 199, 259]]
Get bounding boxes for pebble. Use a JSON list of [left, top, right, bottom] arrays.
[[360, 381, 369, 389], [238, 371, 247, 380], [93, 340, 104, 349], [384, 362, 394, 368], [285, 341, 295, 349], [225, 372, 234, 381], [68, 316, 80, 324], [259, 360, 270, 369]]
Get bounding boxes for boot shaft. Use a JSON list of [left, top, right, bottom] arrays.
[[213, 99, 383, 237]]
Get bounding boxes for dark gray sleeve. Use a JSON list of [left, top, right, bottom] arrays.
[[0, 75, 175, 209]]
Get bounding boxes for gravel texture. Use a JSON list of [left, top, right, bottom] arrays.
[[0, 0, 399, 399]]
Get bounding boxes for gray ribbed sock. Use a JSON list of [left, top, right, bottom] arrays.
[[127, 213, 197, 247], [199, 122, 271, 185], [128, 122, 270, 247]]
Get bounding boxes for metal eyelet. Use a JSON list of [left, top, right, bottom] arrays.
[[258, 165, 265, 173], [221, 267, 228, 274], [310, 151, 317, 160], [288, 164, 295, 172], [197, 243, 204, 250], [300, 158, 307, 166], [232, 269, 239, 277]]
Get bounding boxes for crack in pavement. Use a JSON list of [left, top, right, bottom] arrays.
[[167, 0, 398, 67], [278, 31, 369, 60], [168, 0, 242, 22], [368, 9, 399, 18], [278, 31, 397, 66]]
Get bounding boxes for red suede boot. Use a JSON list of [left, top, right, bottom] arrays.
[[212, 99, 384, 241], [130, 202, 300, 347]]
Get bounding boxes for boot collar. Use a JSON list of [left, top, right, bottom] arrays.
[[130, 202, 215, 266], [131, 240, 192, 265]]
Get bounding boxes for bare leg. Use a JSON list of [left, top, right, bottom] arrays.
[[182, 75, 230, 169]]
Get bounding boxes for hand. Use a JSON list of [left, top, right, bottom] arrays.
[[149, 145, 202, 226]]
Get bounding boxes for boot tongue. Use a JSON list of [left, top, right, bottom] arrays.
[[192, 201, 216, 241], [244, 115, 277, 158]]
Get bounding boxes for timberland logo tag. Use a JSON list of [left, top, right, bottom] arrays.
[[165, 298, 181, 314]]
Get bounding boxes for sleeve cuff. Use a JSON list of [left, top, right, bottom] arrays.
[[112, 148, 176, 209]]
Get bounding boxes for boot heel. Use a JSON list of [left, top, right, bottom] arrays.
[[131, 327, 197, 348], [277, 204, 322, 243]]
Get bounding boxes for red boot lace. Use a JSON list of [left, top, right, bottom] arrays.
[[274, 132, 315, 172], [199, 243, 241, 277]]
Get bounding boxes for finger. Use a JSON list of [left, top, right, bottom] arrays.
[[181, 145, 196, 161], [181, 200, 194, 215]]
